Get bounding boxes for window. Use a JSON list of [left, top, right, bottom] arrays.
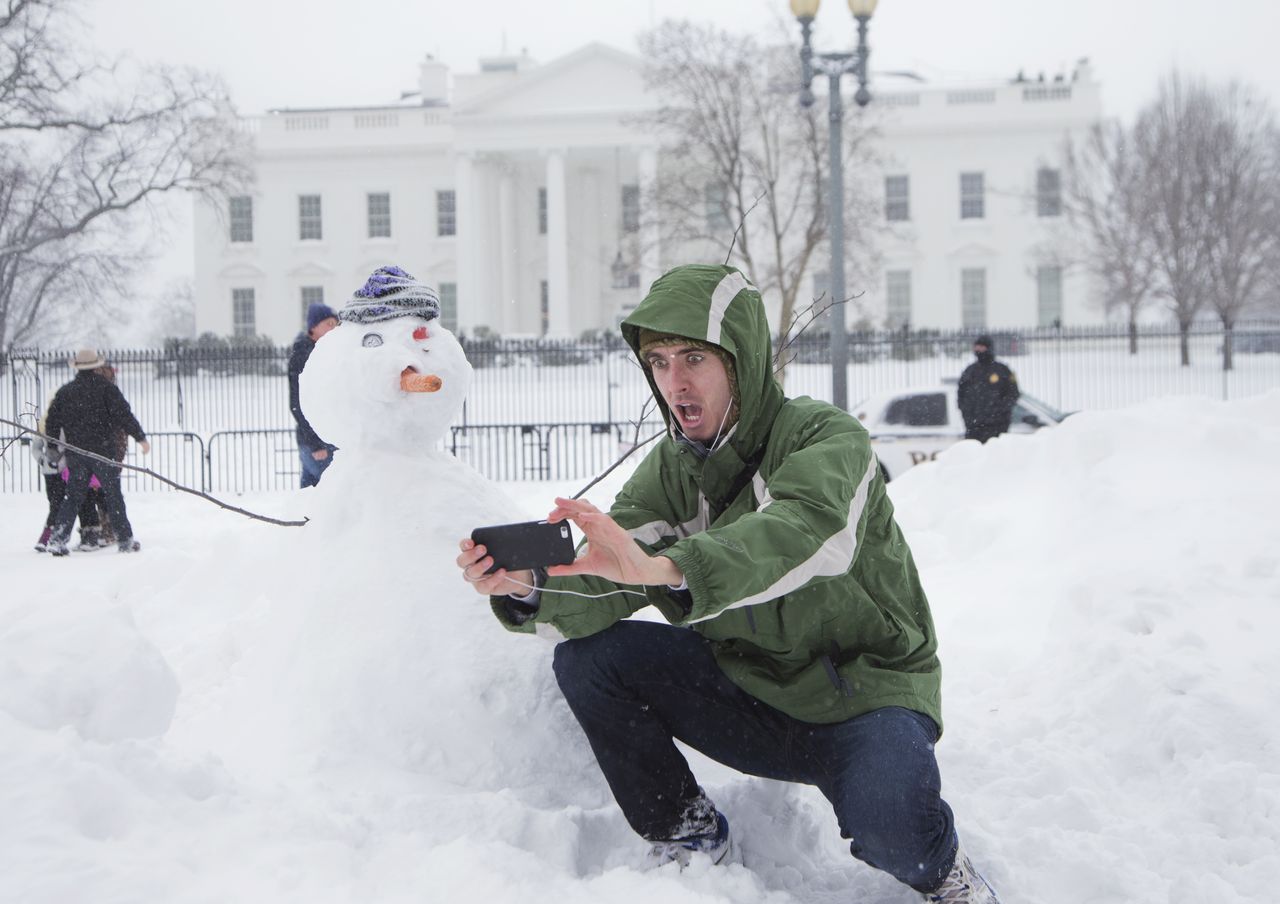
[[538, 188, 547, 235], [300, 286, 324, 326], [298, 194, 322, 240], [885, 270, 912, 329], [1037, 167, 1062, 217], [539, 280, 549, 336], [960, 172, 985, 220], [232, 288, 256, 337], [367, 192, 391, 238], [884, 393, 948, 427], [884, 176, 910, 222], [229, 195, 253, 243], [961, 268, 987, 328], [705, 181, 731, 232], [621, 184, 640, 233], [1037, 266, 1063, 327], [436, 190, 456, 236], [438, 282, 458, 333]]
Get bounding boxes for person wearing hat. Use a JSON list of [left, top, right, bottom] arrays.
[[289, 301, 340, 487], [43, 349, 150, 556], [957, 335, 1020, 443], [456, 265, 1001, 902]]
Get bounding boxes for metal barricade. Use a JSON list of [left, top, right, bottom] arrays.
[[117, 432, 206, 493], [450, 422, 663, 483], [207, 429, 299, 494]]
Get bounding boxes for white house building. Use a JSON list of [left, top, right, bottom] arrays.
[[192, 44, 1103, 344]]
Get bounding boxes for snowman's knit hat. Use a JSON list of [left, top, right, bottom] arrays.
[[341, 265, 441, 324]]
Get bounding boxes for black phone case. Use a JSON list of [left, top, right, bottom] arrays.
[[471, 520, 576, 574]]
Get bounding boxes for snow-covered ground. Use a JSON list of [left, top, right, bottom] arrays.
[[1, 392, 1277, 903]]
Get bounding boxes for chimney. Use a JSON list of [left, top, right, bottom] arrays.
[[419, 55, 449, 105]]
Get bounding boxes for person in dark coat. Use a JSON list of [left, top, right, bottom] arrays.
[[44, 349, 150, 555], [957, 335, 1020, 443], [289, 302, 340, 487]]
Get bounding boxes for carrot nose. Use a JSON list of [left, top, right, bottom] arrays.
[[400, 367, 443, 392]]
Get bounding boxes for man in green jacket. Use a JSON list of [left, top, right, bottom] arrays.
[[457, 264, 1000, 903]]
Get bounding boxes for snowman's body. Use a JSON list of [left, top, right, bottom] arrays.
[[203, 308, 583, 784]]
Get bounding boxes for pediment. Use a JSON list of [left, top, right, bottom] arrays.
[[457, 43, 650, 119], [948, 242, 999, 260], [286, 260, 337, 279], [217, 262, 268, 279]]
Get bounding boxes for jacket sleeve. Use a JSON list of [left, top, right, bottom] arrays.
[[659, 410, 878, 625], [105, 384, 146, 443], [288, 341, 325, 448], [1004, 366, 1020, 405], [956, 366, 973, 417], [44, 393, 66, 452]]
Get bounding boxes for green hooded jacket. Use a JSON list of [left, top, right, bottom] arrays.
[[492, 264, 942, 729]]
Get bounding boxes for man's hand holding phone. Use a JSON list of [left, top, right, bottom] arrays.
[[545, 497, 683, 587], [456, 539, 534, 597]]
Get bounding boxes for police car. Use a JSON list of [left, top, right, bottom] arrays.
[[852, 381, 1068, 482]]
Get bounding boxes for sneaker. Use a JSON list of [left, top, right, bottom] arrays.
[[49, 542, 70, 557], [923, 845, 1001, 904], [34, 526, 52, 553], [118, 538, 141, 553], [645, 811, 736, 869]]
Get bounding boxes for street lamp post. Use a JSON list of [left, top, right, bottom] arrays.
[[792, 0, 877, 411]]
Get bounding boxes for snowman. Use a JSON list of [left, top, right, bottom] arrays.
[[192, 266, 595, 790]]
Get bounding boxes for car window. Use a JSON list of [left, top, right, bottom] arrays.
[[883, 393, 948, 427]]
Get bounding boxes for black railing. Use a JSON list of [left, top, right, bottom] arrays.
[[3, 321, 1279, 493]]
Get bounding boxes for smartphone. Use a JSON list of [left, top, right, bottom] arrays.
[[470, 520, 576, 574]]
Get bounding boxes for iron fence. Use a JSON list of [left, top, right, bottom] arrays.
[[3, 321, 1278, 494]]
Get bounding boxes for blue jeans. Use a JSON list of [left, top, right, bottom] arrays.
[[552, 620, 957, 891], [298, 442, 335, 488], [51, 453, 131, 546]]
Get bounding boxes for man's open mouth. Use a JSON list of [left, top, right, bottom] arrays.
[[674, 402, 704, 429]]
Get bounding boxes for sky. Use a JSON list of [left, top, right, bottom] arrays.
[[3, 386, 1278, 902], [85, 0, 1280, 122]]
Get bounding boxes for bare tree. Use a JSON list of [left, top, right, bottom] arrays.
[[1198, 81, 1280, 370], [0, 0, 252, 352], [1061, 120, 1158, 354], [1132, 72, 1222, 367], [635, 20, 878, 386]]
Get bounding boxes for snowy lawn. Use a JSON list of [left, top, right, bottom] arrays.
[[1, 392, 1277, 903]]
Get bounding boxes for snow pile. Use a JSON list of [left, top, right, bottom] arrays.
[[891, 392, 1280, 903], [0, 391, 1277, 903]]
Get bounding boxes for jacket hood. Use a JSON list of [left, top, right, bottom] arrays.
[[622, 264, 784, 467]]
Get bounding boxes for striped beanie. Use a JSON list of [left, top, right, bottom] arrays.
[[341, 265, 440, 324]]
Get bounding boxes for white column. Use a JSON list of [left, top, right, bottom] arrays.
[[454, 152, 479, 331], [545, 148, 571, 337], [638, 146, 661, 293], [498, 162, 517, 312], [580, 167, 601, 329]]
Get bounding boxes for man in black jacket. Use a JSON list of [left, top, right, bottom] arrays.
[[44, 349, 150, 555], [957, 335, 1019, 443], [289, 302, 340, 487]]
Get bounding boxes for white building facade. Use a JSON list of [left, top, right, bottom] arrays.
[[868, 66, 1102, 332], [193, 45, 1103, 345]]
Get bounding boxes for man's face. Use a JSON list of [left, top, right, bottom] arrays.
[[311, 317, 340, 341], [973, 343, 989, 357], [644, 343, 735, 443]]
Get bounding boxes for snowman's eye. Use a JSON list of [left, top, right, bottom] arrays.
[[361, 333, 384, 348]]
